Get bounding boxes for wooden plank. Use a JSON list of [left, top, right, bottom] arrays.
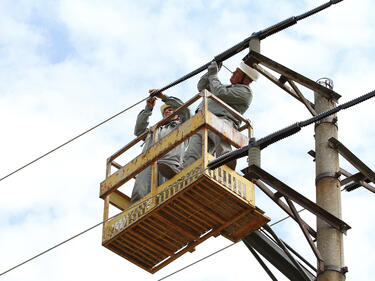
[[152, 212, 198, 241], [119, 234, 162, 261], [186, 187, 228, 222], [139, 220, 180, 251], [199, 177, 246, 214], [113, 238, 157, 265], [156, 210, 201, 239], [110, 240, 155, 268], [198, 180, 240, 218], [174, 197, 214, 228], [197, 178, 240, 211], [147, 217, 187, 246], [224, 210, 269, 241], [202, 175, 247, 206], [152, 208, 254, 272], [163, 205, 207, 233], [129, 227, 172, 256], [180, 192, 224, 224], [249, 50, 341, 100], [108, 242, 153, 269]]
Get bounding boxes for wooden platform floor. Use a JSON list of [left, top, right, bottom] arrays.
[[103, 165, 269, 273]]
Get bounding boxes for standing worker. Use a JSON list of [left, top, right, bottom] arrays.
[[182, 60, 259, 171], [130, 89, 190, 203]]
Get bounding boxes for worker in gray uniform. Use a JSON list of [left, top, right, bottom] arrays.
[[130, 89, 190, 203], [182, 60, 259, 170]]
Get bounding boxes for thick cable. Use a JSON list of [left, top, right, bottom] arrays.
[[0, 0, 344, 182], [0, 97, 147, 183]]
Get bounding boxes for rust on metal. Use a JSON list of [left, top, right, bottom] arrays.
[[100, 111, 206, 198], [329, 137, 375, 184], [245, 165, 351, 233], [100, 92, 269, 273], [247, 50, 341, 100], [102, 156, 269, 273]]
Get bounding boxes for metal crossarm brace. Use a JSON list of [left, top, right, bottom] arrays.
[[251, 63, 311, 106], [329, 137, 375, 184], [246, 50, 341, 100], [244, 165, 351, 233], [340, 168, 375, 193], [251, 178, 316, 237], [284, 197, 324, 272], [263, 224, 313, 281], [243, 242, 278, 281], [243, 230, 315, 281], [309, 151, 375, 193], [287, 79, 317, 116]]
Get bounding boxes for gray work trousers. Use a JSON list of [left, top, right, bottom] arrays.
[[183, 117, 236, 169]]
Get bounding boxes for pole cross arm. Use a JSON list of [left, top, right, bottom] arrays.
[[243, 165, 351, 234], [329, 137, 375, 184], [208, 90, 375, 170]]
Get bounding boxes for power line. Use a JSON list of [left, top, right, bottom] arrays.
[[0, 219, 104, 277], [0, 0, 344, 184], [157, 242, 237, 281], [0, 96, 147, 183], [0, 191, 155, 278], [0, 168, 207, 277], [0, 168, 352, 279]]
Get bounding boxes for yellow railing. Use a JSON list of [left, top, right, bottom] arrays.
[[100, 89, 253, 218]]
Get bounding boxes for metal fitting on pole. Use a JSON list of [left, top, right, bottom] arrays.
[[247, 138, 261, 180]]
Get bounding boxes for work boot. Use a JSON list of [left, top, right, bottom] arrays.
[[158, 162, 180, 179]]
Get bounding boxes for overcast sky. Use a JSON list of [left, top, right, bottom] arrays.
[[1, 0, 374, 280]]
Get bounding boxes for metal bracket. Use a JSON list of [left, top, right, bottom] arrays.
[[318, 265, 348, 275], [314, 116, 338, 129], [244, 165, 351, 234], [315, 171, 341, 185]]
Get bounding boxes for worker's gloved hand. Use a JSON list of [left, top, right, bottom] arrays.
[[146, 96, 156, 108], [217, 61, 222, 70], [207, 61, 219, 75]]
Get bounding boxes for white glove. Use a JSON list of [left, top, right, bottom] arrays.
[[207, 61, 218, 75]]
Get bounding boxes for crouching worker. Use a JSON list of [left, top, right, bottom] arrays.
[[130, 89, 190, 203]]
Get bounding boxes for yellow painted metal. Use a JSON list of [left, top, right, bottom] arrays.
[[109, 190, 131, 211], [100, 91, 269, 273], [100, 111, 250, 198], [206, 112, 249, 148], [102, 155, 269, 273], [100, 111, 206, 198]]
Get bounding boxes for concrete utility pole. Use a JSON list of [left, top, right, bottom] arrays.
[[315, 78, 345, 281]]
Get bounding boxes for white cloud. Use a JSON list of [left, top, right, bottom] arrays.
[[0, 1, 374, 281]]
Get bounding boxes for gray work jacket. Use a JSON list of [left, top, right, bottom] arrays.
[[134, 95, 190, 155], [131, 95, 190, 203], [196, 73, 253, 127]]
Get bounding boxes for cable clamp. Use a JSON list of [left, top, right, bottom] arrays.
[[314, 116, 338, 128], [315, 171, 341, 185], [318, 265, 348, 275]]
